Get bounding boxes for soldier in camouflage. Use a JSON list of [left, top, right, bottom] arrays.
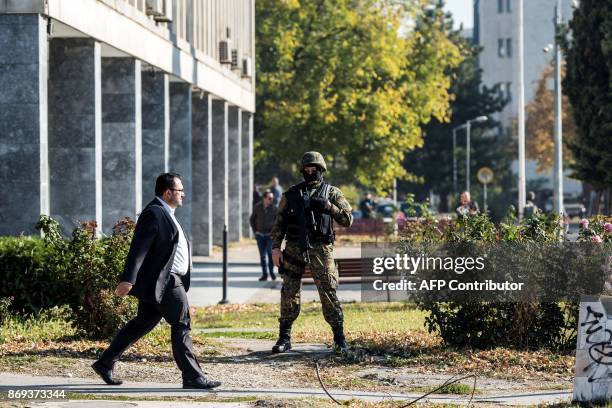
[[270, 151, 353, 353]]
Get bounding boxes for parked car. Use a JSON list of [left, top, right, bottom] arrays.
[[544, 195, 586, 218]]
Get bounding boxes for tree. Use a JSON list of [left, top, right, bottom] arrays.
[[525, 63, 577, 174], [563, 1, 612, 196], [402, 14, 512, 219], [255, 0, 463, 191]]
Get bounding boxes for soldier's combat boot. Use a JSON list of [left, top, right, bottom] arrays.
[[332, 326, 349, 354], [272, 322, 292, 353]]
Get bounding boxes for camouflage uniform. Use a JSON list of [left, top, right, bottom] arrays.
[[271, 183, 353, 328], [270, 152, 353, 352]]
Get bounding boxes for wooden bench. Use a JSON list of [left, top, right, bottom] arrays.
[[334, 218, 385, 236], [302, 257, 363, 284]]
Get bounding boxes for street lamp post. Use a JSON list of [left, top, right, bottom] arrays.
[[452, 116, 488, 194], [543, 0, 564, 215], [517, 0, 527, 219], [553, 0, 564, 214], [452, 127, 458, 195]]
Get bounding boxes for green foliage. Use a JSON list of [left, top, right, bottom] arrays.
[[337, 184, 360, 209], [0, 216, 138, 339], [576, 215, 612, 243], [0, 305, 75, 344], [0, 234, 71, 315], [403, 207, 578, 350], [563, 1, 612, 189], [255, 0, 463, 191]]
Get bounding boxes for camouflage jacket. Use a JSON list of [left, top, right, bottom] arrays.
[[271, 180, 353, 249]]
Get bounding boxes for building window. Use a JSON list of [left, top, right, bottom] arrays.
[[506, 38, 512, 57], [498, 0, 503, 13], [498, 38, 505, 57], [506, 82, 512, 101], [506, 0, 512, 13]]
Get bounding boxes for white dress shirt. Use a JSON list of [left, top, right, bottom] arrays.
[[156, 197, 190, 276]]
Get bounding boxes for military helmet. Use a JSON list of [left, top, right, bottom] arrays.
[[301, 151, 327, 172]]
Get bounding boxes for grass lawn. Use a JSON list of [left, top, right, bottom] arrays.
[[0, 302, 575, 384], [192, 301, 428, 342]]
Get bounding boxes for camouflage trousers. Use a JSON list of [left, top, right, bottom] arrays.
[[279, 241, 343, 329]]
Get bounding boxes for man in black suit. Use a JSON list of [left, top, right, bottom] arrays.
[[92, 173, 221, 389]]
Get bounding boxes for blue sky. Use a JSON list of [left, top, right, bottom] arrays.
[[443, 0, 473, 29]]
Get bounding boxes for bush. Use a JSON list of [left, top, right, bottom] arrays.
[[0, 235, 73, 315], [0, 216, 138, 339], [403, 209, 581, 351]]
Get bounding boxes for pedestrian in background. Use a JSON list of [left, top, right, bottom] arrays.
[[250, 190, 278, 281], [253, 184, 262, 206], [524, 191, 539, 218], [455, 191, 479, 217], [270, 177, 283, 207], [359, 192, 376, 219]]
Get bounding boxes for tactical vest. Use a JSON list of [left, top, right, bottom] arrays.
[[283, 181, 335, 245]]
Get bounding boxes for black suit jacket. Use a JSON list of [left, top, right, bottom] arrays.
[[121, 199, 191, 304]]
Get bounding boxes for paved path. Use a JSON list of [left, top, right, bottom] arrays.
[[192, 242, 362, 263], [187, 243, 363, 307], [0, 372, 572, 406]]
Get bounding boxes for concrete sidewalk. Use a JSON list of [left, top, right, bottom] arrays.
[[187, 262, 362, 307], [187, 243, 363, 307], [192, 242, 362, 263], [0, 372, 572, 406]]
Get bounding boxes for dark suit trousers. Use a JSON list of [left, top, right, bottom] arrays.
[[98, 274, 204, 381]]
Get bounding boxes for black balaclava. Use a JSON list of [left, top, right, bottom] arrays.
[[302, 168, 323, 183]]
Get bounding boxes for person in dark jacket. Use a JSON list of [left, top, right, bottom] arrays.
[[91, 173, 220, 390], [250, 190, 278, 281]]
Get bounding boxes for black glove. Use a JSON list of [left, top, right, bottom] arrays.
[[310, 197, 328, 212]]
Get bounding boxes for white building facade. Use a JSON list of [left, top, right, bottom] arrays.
[[475, 0, 581, 198]]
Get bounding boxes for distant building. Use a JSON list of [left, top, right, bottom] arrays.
[[0, 0, 256, 255], [474, 0, 581, 197]]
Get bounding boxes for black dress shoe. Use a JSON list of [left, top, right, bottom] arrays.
[[91, 361, 123, 385], [270, 271, 277, 280], [183, 376, 222, 389], [258, 275, 268, 281]]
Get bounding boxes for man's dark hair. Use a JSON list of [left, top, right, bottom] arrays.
[[155, 172, 182, 196], [263, 189, 274, 199]]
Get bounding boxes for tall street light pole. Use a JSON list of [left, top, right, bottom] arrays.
[[466, 116, 488, 192], [452, 127, 459, 195], [553, 0, 564, 214], [517, 0, 527, 220], [452, 116, 487, 194]]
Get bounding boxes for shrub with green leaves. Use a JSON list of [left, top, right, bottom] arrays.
[[1, 216, 138, 339], [0, 234, 72, 315], [403, 209, 580, 351]]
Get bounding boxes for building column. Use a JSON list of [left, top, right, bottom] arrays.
[[169, 81, 192, 238], [48, 38, 102, 234], [0, 14, 48, 235], [141, 68, 169, 203], [212, 99, 228, 245], [227, 106, 242, 242], [101, 58, 141, 233], [241, 111, 253, 238], [192, 92, 213, 256]]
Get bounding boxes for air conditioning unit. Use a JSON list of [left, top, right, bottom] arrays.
[[242, 57, 252, 78], [219, 39, 232, 65], [231, 49, 240, 69], [146, 0, 172, 23]]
